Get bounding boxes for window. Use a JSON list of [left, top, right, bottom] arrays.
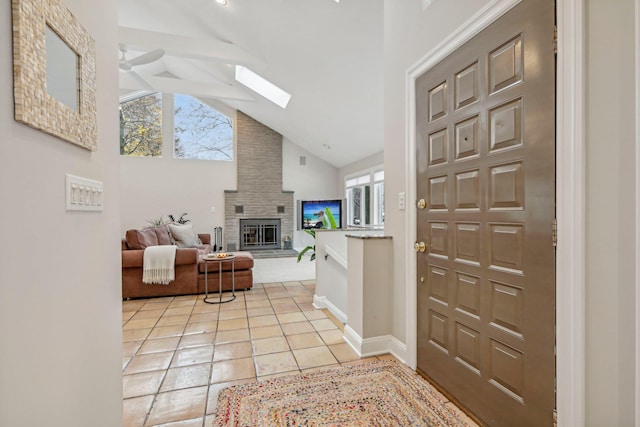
[[345, 169, 384, 227], [174, 94, 233, 160], [119, 93, 162, 157], [373, 171, 385, 225]]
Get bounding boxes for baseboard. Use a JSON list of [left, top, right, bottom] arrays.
[[390, 337, 408, 364], [313, 295, 347, 323], [343, 325, 363, 355], [343, 326, 408, 362]]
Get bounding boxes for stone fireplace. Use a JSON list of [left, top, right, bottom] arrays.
[[224, 112, 294, 251]]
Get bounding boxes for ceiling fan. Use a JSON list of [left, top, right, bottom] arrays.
[[119, 46, 165, 91], [119, 46, 165, 71]]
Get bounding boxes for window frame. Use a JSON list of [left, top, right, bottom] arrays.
[[345, 166, 384, 227]]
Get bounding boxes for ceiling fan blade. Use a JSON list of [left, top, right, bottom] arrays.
[[128, 49, 165, 67], [119, 61, 132, 71]]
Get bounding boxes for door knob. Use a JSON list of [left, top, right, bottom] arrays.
[[414, 241, 426, 253], [417, 199, 426, 209]]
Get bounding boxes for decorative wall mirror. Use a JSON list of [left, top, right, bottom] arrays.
[[12, 0, 97, 150]]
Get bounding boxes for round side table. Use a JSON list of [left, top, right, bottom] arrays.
[[202, 254, 236, 304]]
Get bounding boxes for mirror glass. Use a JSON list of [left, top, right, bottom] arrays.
[[45, 25, 79, 111]]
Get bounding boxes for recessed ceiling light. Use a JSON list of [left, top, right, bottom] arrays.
[[215, 0, 227, 5], [235, 65, 292, 109], [334, 0, 340, 2]]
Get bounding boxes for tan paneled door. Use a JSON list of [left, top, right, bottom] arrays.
[[415, 0, 555, 425]]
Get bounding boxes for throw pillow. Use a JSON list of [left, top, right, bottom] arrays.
[[125, 228, 159, 249], [153, 226, 173, 245], [168, 223, 201, 248]]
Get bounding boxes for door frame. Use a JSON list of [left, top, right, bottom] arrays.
[[635, 0, 640, 425], [403, 0, 586, 425]]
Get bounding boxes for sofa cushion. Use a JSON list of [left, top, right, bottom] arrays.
[[126, 228, 159, 249], [154, 226, 173, 245], [198, 251, 254, 273], [168, 223, 201, 248]]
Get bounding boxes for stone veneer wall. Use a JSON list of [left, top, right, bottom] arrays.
[[224, 111, 294, 251]]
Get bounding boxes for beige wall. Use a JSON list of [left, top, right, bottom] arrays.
[[0, 0, 123, 425], [585, 0, 636, 424]]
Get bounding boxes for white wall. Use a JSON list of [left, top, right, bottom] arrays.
[[338, 150, 383, 196], [120, 95, 236, 235], [584, 0, 637, 424], [0, 0, 123, 425], [314, 228, 385, 324], [120, 119, 339, 251], [283, 137, 340, 250], [383, 0, 492, 353]]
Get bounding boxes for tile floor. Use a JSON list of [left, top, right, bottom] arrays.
[[122, 280, 368, 427]]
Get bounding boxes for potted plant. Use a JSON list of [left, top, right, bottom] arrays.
[[297, 207, 337, 262]]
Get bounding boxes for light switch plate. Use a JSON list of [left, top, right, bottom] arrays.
[[66, 174, 103, 211], [398, 192, 406, 210]]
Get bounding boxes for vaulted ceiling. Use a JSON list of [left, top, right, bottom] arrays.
[[118, 0, 383, 168]]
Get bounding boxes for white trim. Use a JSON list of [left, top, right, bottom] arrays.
[[343, 325, 408, 362], [404, 0, 523, 371], [389, 337, 408, 364], [313, 294, 347, 324], [343, 325, 363, 355], [404, 0, 586, 425], [635, 0, 640, 424], [556, 1, 585, 426]]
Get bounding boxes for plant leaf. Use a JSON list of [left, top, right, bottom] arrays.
[[296, 245, 314, 263], [324, 207, 337, 229]]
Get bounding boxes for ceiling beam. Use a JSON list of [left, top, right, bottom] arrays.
[[119, 73, 255, 101], [119, 26, 262, 66]]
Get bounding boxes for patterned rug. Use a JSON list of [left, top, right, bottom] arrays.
[[214, 358, 475, 426]]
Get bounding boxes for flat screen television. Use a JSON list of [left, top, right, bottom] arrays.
[[300, 199, 342, 230]]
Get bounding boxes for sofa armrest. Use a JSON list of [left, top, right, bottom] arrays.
[[175, 248, 199, 264], [199, 234, 211, 245], [122, 247, 199, 268], [122, 249, 144, 268]]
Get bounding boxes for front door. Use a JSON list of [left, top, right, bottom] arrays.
[[415, 0, 555, 425]]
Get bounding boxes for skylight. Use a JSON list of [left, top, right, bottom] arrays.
[[235, 65, 291, 109]]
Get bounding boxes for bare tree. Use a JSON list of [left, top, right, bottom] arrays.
[[174, 95, 233, 160]]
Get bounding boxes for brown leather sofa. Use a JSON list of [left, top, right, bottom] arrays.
[[121, 227, 254, 299]]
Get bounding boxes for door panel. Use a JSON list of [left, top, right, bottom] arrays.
[[415, 0, 555, 425]]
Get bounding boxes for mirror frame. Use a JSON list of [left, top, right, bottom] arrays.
[[12, 0, 97, 151]]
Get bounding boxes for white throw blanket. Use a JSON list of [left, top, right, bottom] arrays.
[[142, 245, 177, 285]]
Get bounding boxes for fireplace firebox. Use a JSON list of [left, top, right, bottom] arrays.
[[240, 219, 281, 250]]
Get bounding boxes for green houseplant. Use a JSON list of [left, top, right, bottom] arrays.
[[297, 207, 337, 262]]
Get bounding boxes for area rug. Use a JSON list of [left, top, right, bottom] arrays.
[[214, 358, 475, 426]]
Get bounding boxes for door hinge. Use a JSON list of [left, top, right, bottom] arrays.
[[552, 218, 558, 247], [553, 25, 558, 55]]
